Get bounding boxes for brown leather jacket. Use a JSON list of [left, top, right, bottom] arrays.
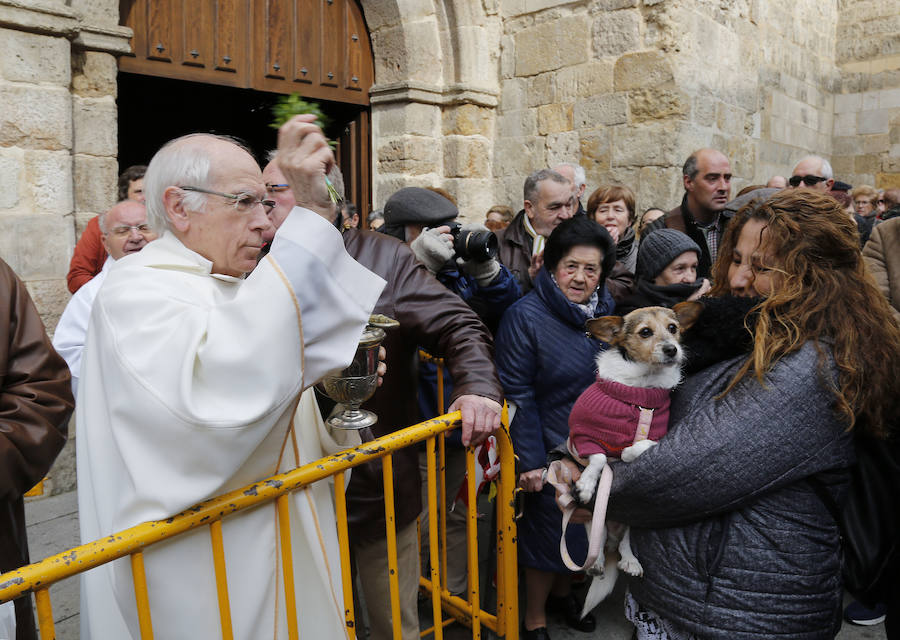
[[497, 210, 634, 302], [0, 258, 73, 640], [339, 230, 503, 545]]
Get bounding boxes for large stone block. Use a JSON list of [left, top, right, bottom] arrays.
[[538, 103, 573, 134], [73, 96, 117, 156], [0, 150, 23, 210], [0, 84, 72, 150], [442, 178, 494, 219], [500, 78, 528, 112], [25, 278, 71, 337], [72, 51, 118, 97], [574, 94, 627, 128], [527, 73, 556, 108], [628, 88, 690, 123], [716, 102, 747, 136], [544, 131, 580, 166], [880, 88, 900, 109], [613, 50, 674, 91], [612, 121, 691, 167], [863, 133, 890, 154], [25, 151, 72, 215], [858, 109, 890, 135], [555, 60, 615, 102], [497, 109, 537, 138], [579, 130, 611, 174], [833, 111, 857, 136], [443, 136, 491, 178], [0, 214, 73, 281], [875, 172, 900, 189], [493, 136, 544, 176], [855, 154, 881, 175], [69, 0, 120, 27], [376, 136, 442, 176], [73, 154, 117, 213], [443, 104, 495, 137], [372, 21, 443, 86], [373, 174, 436, 209], [832, 135, 864, 156], [0, 28, 70, 85], [592, 9, 642, 58], [638, 165, 681, 211], [514, 16, 589, 77], [373, 102, 439, 138], [830, 155, 854, 176]]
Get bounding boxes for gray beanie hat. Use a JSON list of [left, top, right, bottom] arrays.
[[383, 187, 457, 227], [637, 228, 701, 279]]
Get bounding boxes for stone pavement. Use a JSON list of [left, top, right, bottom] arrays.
[[24, 490, 887, 639]]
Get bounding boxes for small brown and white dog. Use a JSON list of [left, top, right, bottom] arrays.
[[566, 302, 702, 617]]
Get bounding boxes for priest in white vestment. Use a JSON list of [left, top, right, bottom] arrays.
[[77, 123, 385, 640]]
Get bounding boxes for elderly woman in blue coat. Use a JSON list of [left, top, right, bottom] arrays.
[[495, 216, 616, 639], [558, 190, 900, 639]]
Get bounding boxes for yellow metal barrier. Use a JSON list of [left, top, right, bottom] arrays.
[[0, 410, 518, 640]]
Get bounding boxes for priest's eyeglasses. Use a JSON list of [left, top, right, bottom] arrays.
[[180, 186, 276, 215]]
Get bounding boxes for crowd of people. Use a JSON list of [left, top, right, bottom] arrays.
[[2, 116, 899, 640]]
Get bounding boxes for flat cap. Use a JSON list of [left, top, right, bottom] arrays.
[[383, 187, 458, 227]]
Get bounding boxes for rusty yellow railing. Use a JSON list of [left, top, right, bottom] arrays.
[[0, 409, 518, 640]]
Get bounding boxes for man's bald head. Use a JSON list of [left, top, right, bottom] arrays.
[[682, 148, 732, 222], [100, 200, 156, 260], [789, 156, 834, 192]]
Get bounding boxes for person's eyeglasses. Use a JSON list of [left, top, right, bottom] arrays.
[[788, 175, 828, 187], [877, 199, 885, 205], [266, 183, 290, 193], [110, 224, 153, 237], [180, 186, 276, 214]]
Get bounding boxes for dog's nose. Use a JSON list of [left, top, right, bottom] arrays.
[[662, 344, 677, 358]]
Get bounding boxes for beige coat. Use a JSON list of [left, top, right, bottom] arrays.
[[863, 217, 900, 325]]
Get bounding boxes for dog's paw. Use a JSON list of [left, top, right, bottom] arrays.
[[575, 475, 597, 504], [621, 439, 657, 463], [618, 555, 644, 577]]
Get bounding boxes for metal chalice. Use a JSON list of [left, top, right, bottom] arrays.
[[318, 315, 398, 430]]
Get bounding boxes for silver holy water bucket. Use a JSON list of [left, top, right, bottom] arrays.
[[318, 315, 398, 429]]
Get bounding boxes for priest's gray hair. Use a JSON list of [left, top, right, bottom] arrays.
[[145, 133, 253, 232]]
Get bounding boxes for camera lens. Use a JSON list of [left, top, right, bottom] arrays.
[[453, 229, 499, 262]]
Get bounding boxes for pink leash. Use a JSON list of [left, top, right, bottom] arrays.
[[548, 406, 655, 572]]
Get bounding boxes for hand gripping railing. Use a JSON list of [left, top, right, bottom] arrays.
[[0, 409, 518, 640]]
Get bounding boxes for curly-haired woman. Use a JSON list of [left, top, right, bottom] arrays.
[[561, 189, 900, 639]]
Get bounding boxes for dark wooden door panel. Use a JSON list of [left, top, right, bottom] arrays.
[[180, 0, 210, 68], [260, 0, 290, 79], [146, 0, 175, 61], [294, 0, 319, 85], [213, 0, 248, 74], [320, 0, 342, 88]]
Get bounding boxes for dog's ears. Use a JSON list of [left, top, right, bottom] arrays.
[[672, 300, 704, 331], [585, 315, 624, 344]]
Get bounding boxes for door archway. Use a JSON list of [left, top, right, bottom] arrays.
[[118, 0, 374, 217]]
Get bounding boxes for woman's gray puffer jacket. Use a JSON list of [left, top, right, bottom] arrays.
[[607, 341, 853, 639]]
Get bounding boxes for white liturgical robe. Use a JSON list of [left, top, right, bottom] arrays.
[[77, 206, 385, 640], [52, 256, 112, 396]]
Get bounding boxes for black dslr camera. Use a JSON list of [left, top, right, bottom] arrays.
[[447, 222, 499, 263]]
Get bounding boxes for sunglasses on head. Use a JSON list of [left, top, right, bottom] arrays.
[[788, 175, 828, 187]]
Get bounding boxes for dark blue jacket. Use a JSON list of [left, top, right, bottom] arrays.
[[495, 267, 614, 472], [608, 342, 852, 639], [417, 263, 520, 422]]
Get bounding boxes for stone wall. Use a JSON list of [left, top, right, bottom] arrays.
[[0, 0, 128, 332], [492, 0, 840, 215], [831, 0, 900, 189]]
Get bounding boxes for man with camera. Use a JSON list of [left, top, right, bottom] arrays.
[[381, 187, 520, 333], [381, 187, 519, 606]]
